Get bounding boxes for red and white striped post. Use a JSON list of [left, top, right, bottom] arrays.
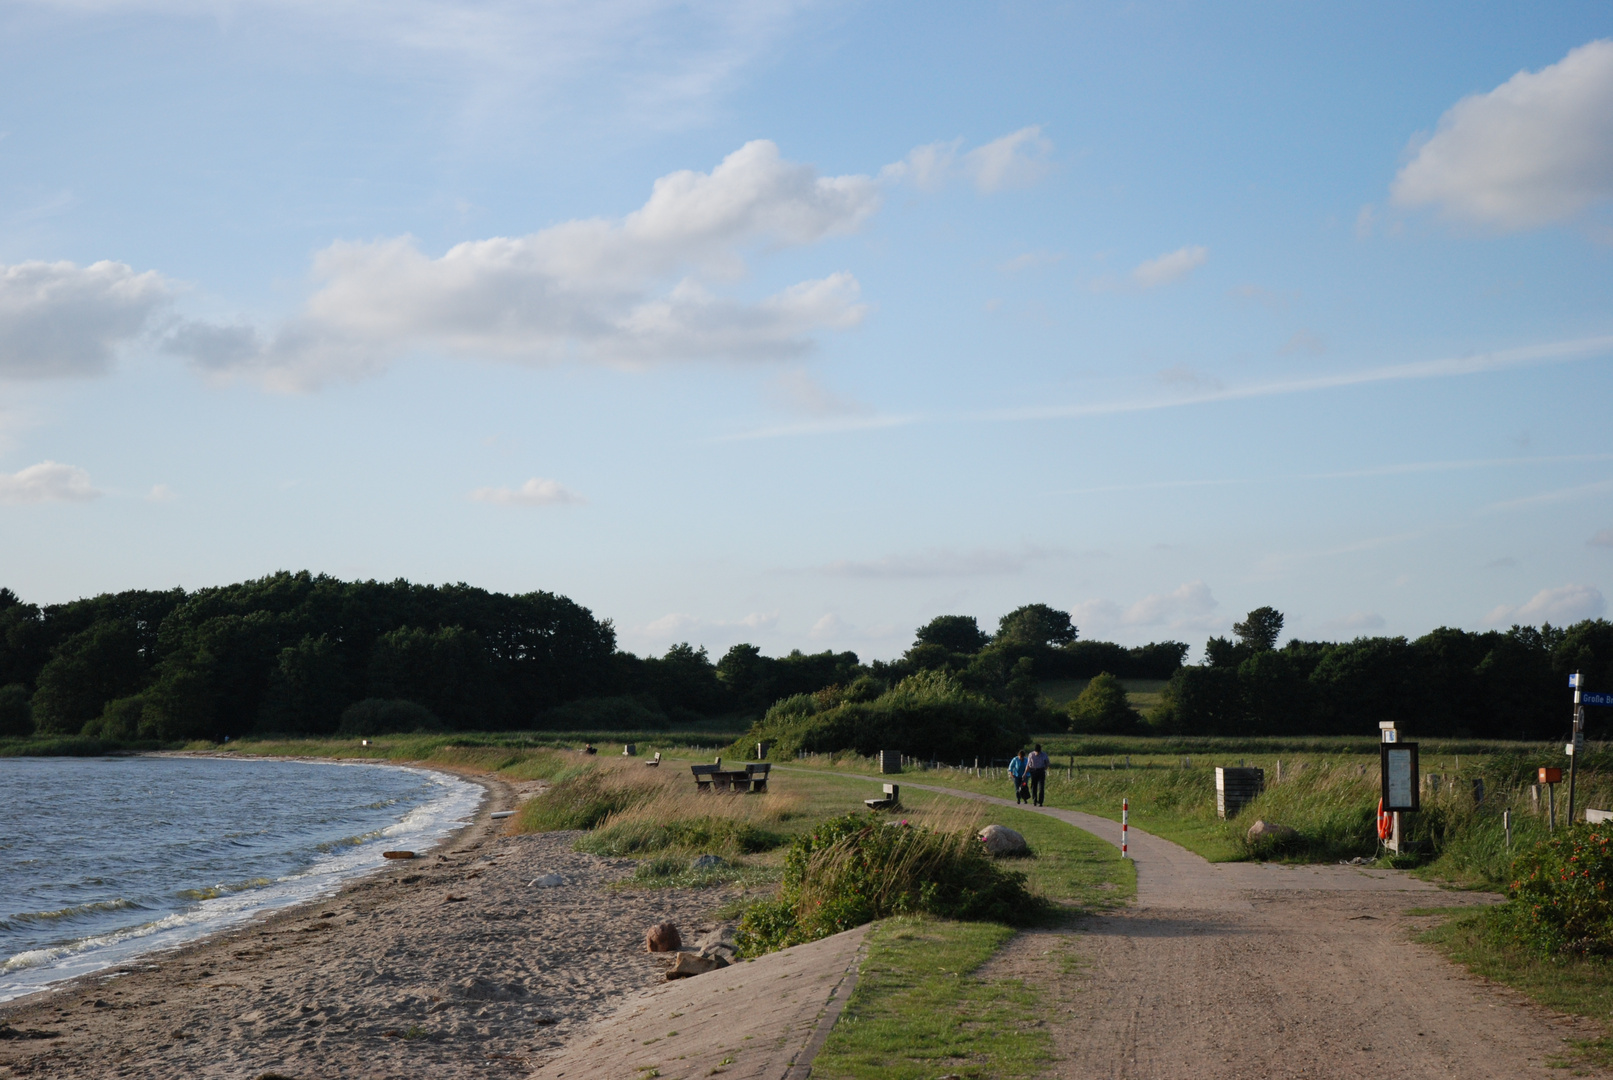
[[1121, 797, 1129, 858]]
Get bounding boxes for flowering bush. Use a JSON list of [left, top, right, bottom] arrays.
[[1503, 824, 1613, 956], [736, 812, 1042, 955]]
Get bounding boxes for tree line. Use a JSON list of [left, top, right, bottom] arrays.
[[1150, 606, 1613, 740], [0, 576, 1185, 742]]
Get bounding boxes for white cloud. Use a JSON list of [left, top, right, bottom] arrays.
[[1280, 329, 1326, 356], [146, 483, 177, 502], [1132, 246, 1207, 289], [1486, 584, 1607, 626], [468, 477, 585, 506], [0, 460, 100, 503], [1392, 39, 1613, 229], [809, 613, 849, 640], [167, 140, 876, 389], [1590, 529, 1613, 547], [1322, 612, 1386, 632], [640, 609, 778, 642], [819, 546, 1062, 579], [882, 126, 1053, 193], [0, 260, 171, 379], [1071, 581, 1220, 637]]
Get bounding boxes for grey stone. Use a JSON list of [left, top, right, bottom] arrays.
[[690, 854, 726, 870], [527, 873, 564, 888], [977, 824, 1028, 855], [1246, 820, 1297, 842]]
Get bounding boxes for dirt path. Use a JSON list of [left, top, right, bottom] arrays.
[[908, 783, 1606, 1079]]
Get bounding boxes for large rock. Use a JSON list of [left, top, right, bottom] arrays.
[[977, 824, 1028, 855], [693, 924, 739, 964], [645, 921, 682, 953], [665, 951, 727, 980], [691, 854, 726, 870], [1247, 820, 1297, 842]]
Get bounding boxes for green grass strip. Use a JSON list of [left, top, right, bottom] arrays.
[[1420, 905, 1613, 1071], [809, 917, 1047, 1080]]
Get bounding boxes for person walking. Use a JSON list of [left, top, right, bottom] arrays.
[[1026, 743, 1050, 807], [1008, 749, 1030, 804]]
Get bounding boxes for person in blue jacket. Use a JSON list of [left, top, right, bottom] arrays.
[[1008, 749, 1030, 804]]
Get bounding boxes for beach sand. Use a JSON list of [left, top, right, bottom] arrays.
[[0, 770, 733, 1079]]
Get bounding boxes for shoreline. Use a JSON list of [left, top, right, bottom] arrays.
[[0, 752, 487, 1008], [0, 753, 729, 1080]]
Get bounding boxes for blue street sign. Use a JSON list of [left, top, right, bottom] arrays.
[[1583, 692, 1613, 707], [1570, 673, 1582, 688]]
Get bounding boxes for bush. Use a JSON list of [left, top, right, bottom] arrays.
[[1502, 824, 1613, 956], [735, 812, 1044, 955], [736, 671, 1024, 761], [1066, 673, 1142, 734], [0, 684, 34, 738], [337, 698, 442, 736], [82, 695, 146, 741]]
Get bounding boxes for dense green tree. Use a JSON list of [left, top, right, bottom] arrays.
[[0, 683, 33, 738], [258, 634, 350, 735], [1066, 672, 1142, 734], [31, 620, 147, 735], [914, 615, 990, 654], [1232, 606, 1285, 651], [994, 604, 1077, 648]]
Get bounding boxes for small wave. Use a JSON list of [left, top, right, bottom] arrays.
[[313, 828, 386, 853], [175, 878, 272, 902], [2, 898, 143, 929]]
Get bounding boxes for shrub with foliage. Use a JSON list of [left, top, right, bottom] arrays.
[[735, 812, 1044, 955], [736, 671, 1025, 761], [1066, 673, 1143, 734], [1503, 824, 1613, 956]]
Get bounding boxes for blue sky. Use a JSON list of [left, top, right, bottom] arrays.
[[2, 1, 1612, 661]]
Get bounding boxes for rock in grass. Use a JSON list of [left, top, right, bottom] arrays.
[[977, 824, 1028, 855], [1247, 820, 1297, 842], [644, 922, 682, 953], [690, 854, 725, 870]]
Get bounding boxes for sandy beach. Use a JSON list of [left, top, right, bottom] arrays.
[[0, 768, 733, 1080]]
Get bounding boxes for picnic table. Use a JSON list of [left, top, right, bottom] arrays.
[[691, 763, 770, 793]]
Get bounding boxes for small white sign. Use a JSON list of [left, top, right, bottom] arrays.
[[1567, 743, 1577, 756], [1382, 729, 1398, 743], [1571, 673, 1582, 688]]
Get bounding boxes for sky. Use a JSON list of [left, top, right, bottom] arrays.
[[2, 1, 1613, 662]]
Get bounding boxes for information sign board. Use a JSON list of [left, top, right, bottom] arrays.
[[1583, 692, 1613, 707], [1380, 742, 1420, 812]]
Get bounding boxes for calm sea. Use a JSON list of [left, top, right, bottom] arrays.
[[0, 755, 481, 1001]]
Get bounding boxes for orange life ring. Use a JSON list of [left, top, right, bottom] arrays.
[[1376, 798, 1392, 841]]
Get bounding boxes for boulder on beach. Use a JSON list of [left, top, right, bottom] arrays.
[[665, 951, 726, 979], [977, 825, 1028, 856], [528, 874, 564, 888], [693, 924, 738, 964], [1247, 820, 1297, 842], [645, 921, 682, 953]]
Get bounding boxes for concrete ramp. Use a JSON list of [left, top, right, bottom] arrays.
[[530, 924, 868, 1080]]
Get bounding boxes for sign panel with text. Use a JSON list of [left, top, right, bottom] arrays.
[[1380, 742, 1420, 812]]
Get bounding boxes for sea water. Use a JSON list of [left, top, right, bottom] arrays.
[[0, 755, 482, 1002]]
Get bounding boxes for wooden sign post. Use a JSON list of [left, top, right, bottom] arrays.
[[1380, 725, 1419, 854]]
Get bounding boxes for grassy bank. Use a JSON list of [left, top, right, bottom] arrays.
[[781, 746, 1613, 886], [1421, 906, 1613, 1071]]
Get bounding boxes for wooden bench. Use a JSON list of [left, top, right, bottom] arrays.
[[865, 783, 900, 810], [691, 763, 769, 793], [644, 751, 662, 767]]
